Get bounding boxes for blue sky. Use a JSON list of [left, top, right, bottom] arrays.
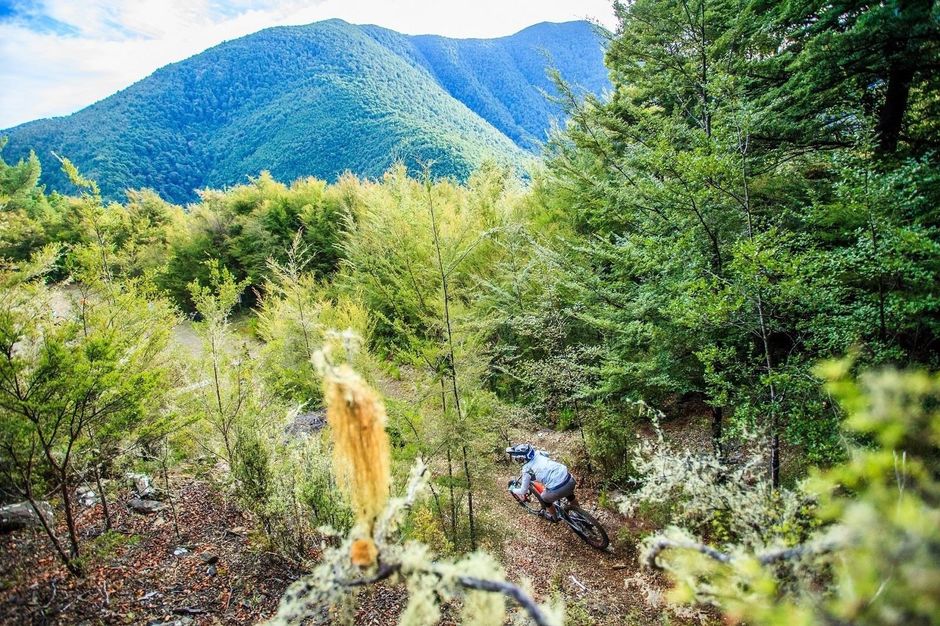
[[0, 0, 617, 129]]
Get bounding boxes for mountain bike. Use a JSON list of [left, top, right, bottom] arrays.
[[507, 479, 610, 550]]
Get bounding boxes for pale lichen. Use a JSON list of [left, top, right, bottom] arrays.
[[322, 361, 391, 562]]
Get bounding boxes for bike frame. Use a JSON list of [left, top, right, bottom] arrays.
[[508, 477, 610, 550], [511, 479, 573, 522]]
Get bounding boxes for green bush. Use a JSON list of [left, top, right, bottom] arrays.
[[585, 405, 638, 487]]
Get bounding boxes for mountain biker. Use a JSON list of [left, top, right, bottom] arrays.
[[506, 443, 576, 522]]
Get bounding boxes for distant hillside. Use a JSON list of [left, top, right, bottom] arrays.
[[362, 21, 609, 150], [1, 20, 608, 204]]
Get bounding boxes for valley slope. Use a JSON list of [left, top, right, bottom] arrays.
[[1, 19, 608, 204]]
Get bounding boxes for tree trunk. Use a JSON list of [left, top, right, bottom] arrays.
[[461, 445, 477, 551], [427, 177, 477, 550], [866, 189, 888, 341], [746, 302, 783, 488], [93, 464, 111, 531], [875, 0, 928, 156], [770, 429, 781, 489], [574, 399, 593, 474], [876, 57, 914, 155], [711, 405, 723, 459], [58, 470, 81, 561], [446, 446, 457, 540], [25, 491, 81, 576], [426, 480, 448, 541], [161, 447, 181, 541], [441, 379, 457, 541], [757, 296, 781, 489], [738, 126, 781, 488], [289, 474, 305, 555]]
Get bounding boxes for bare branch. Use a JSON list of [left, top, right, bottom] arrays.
[[646, 537, 841, 570], [457, 576, 555, 626]]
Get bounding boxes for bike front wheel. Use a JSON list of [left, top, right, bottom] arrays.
[[564, 506, 610, 550]]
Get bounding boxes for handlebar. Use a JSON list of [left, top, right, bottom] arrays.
[[508, 479, 532, 504]]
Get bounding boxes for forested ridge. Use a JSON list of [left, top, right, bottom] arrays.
[[1, 1, 939, 625], [0, 20, 608, 205]]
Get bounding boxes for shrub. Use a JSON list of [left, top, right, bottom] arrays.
[[621, 421, 817, 551], [642, 364, 940, 625]]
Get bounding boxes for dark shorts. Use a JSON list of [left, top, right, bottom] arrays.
[[541, 474, 576, 504]]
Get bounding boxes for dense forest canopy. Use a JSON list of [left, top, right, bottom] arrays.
[[0, 1, 938, 625]]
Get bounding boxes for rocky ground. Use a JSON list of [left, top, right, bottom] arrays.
[[0, 479, 303, 625]]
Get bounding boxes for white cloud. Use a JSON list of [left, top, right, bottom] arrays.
[[0, 0, 617, 129]]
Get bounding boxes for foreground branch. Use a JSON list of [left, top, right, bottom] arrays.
[[272, 431, 548, 626], [456, 575, 553, 626], [336, 562, 401, 587], [645, 538, 732, 569], [646, 537, 840, 570], [755, 541, 840, 565], [335, 562, 554, 625]]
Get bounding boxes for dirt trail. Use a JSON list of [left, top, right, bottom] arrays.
[[481, 429, 664, 625], [376, 368, 668, 624], [492, 475, 634, 621]]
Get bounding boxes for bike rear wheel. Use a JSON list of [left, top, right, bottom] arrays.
[[564, 506, 610, 550]]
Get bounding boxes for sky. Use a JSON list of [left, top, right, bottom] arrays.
[[0, 0, 617, 129]]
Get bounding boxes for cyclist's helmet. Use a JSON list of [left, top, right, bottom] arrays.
[[506, 443, 535, 463]]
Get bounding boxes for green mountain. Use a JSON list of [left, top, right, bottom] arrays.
[[1, 19, 608, 204], [361, 21, 609, 150]]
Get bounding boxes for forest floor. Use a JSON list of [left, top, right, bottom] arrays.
[[0, 426, 708, 626], [1, 318, 704, 624], [0, 436, 676, 626], [0, 480, 303, 625]]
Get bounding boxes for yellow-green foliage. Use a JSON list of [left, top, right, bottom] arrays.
[[334, 162, 527, 553], [180, 263, 355, 553], [286, 433, 353, 530], [257, 235, 373, 406], [184, 261, 258, 467], [338, 162, 523, 350], [0, 250, 178, 572], [405, 505, 453, 555]]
